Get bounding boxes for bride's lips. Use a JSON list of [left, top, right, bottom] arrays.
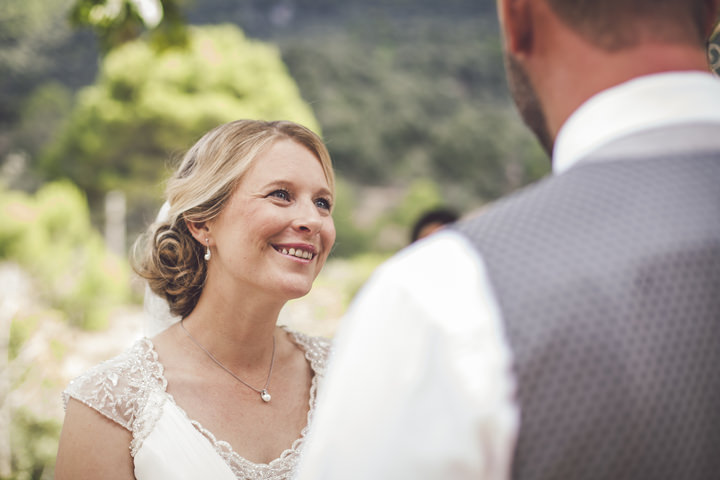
[[272, 243, 318, 261]]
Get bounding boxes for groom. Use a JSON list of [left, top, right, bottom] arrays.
[[295, 0, 720, 478]]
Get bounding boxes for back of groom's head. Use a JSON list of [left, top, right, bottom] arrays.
[[545, 0, 717, 50], [496, 0, 720, 155]]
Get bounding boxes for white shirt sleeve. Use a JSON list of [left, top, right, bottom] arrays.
[[294, 230, 518, 480]]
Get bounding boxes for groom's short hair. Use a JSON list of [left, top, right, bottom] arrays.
[[545, 0, 713, 50]]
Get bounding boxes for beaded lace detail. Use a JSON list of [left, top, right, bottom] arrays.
[[63, 328, 330, 479]]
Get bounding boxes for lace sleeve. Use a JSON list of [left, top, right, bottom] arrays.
[[286, 329, 332, 378], [63, 339, 166, 432]]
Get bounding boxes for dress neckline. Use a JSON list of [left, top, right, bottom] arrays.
[[143, 327, 323, 475]]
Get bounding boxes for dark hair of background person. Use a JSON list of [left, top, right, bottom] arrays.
[[410, 208, 460, 243]]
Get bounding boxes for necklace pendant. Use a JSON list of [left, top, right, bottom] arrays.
[[260, 389, 271, 402]]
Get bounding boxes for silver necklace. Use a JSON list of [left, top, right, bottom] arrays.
[[180, 319, 276, 403]]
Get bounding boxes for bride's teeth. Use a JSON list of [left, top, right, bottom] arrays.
[[277, 246, 314, 259]]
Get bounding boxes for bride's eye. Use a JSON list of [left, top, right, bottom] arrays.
[[268, 189, 290, 201], [315, 197, 332, 211]]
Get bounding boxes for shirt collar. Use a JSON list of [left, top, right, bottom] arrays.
[[552, 71, 720, 175]]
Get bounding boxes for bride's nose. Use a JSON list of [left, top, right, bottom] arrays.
[[292, 201, 323, 234]]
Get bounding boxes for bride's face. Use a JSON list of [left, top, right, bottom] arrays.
[[205, 139, 336, 303]]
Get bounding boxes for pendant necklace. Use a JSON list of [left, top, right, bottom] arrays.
[[180, 319, 276, 403]]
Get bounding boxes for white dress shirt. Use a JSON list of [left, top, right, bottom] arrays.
[[294, 71, 720, 480]]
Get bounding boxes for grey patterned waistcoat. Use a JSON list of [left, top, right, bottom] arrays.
[[455, 125, 720, 479]]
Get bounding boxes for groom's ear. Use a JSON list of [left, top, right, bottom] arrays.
[[184, 217, 210, 245], [499, 0, 534, 56]]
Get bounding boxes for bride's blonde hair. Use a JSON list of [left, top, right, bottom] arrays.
[[133, 119, 334, 318]]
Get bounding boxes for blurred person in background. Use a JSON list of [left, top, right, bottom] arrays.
[[55, 119, 336, 479], [409, 207, 459, 243], [294, 0, 720, 478]]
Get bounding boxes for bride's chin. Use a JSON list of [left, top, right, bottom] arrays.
[[264, 268, 315, 298], [268, 277, 311, 299], [281, 284, 313, 301], [286, 287, 312, 300]]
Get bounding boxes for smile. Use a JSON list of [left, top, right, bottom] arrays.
[[273, 245, 315, 260]]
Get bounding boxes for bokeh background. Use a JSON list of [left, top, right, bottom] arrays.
[[1, 0, 718, 478]]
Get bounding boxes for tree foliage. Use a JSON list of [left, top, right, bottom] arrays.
[[6, 1, 553, 257], [0, 181, 131, 329], [40, 24, 320, 233], [0, 0, 95, 128], [69, 0, 189, 53], [6, 408, 60, 480], [280, 16, 548, 203]]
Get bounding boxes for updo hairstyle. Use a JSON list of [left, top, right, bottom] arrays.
[[133, 119, 334, 318]]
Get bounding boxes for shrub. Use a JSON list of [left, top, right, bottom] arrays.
[[0, 181, 131, 329]]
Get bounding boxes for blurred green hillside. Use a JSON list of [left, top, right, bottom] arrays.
[[1, 0, 549, 257]]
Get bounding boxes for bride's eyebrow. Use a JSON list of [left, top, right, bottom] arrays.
[[315, 187, 333, 198], [260, 180, 293, 190]]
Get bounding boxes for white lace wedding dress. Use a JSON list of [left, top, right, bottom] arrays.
[[63, 329, 330, 479]]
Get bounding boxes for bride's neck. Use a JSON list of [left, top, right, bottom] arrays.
[[180, 290, 283, 368]]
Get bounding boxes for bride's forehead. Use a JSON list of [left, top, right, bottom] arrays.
[[239, 149, 328, 185]]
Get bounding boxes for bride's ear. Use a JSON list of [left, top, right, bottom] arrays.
[[185, 217, 210, 246]]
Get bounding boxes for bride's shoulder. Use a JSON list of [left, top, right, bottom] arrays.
[[63, 338, 166, 430], [283, 328, 332, 371]]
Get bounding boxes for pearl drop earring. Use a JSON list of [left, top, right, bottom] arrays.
[[204, 238, 211, 261]]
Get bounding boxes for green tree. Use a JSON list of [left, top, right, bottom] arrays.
[[0, 0, 92, 128], [6, 409, 60, 480], [0, 181, 131, 329], [13, 84, 74, 163], [69, 0, 188, 53], [0, 0, 98, 192], [280, 16, 549, 200], [330, 179, 374, 258], [428, 104, 547, 201], [373, 178, 446, 252], [40, 24, 320, 234]]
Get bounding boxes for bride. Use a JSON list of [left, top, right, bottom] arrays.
[[55, 119, 336, 479]]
